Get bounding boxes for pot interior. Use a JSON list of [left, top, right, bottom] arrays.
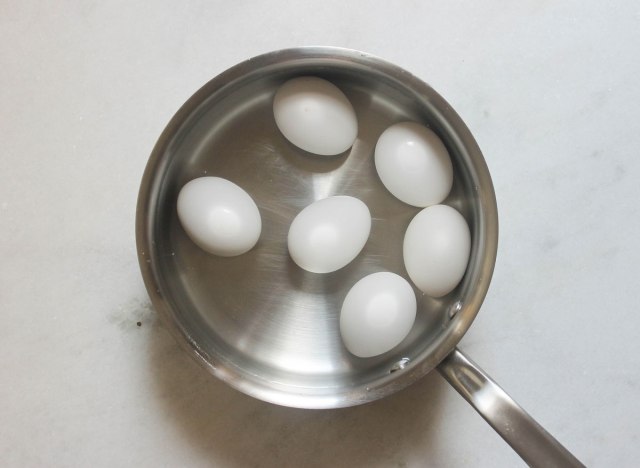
[[137, 48, 498, 408]]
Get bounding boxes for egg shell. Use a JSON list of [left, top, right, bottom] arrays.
[[287, 196, 371, 273], [177, 177, 261, 257], [273, 76, 358, 156], [340, 272, 417, 358], [403, 204, 471, 297], [374, 121, 453, 207]]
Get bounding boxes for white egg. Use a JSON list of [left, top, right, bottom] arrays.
[[273, 76, 358, 156], [287, 196, 371, 273], [374, 121, 453, 207], [403, 204, 471, 297], [340, 272, 417, 358], [177, 177, 261, 257]]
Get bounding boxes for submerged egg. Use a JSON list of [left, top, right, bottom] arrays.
[[177, 177, 261, 257], [375, 121, 453, 207], [273, 76, 358, 156], [403, 204, 471, 297], [340, 272, 417, 358], [287, 196, 371, 273]]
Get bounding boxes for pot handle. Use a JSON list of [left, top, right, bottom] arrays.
[[438, 348, 584, 467]]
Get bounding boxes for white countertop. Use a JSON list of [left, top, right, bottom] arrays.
[[2, 2, 639, 466]]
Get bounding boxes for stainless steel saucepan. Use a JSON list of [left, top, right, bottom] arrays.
[[136, 47, 583, 467]]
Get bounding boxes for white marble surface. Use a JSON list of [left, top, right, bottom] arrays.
[[2, 1, 639, 466]]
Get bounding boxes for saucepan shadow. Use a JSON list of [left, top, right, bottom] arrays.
[[146, 311, 450, 467]]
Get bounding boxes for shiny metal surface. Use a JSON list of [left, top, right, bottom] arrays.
[[439, 349, 585, 467], [136, 47, 498, 408], [136, 47, 585, 465]]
